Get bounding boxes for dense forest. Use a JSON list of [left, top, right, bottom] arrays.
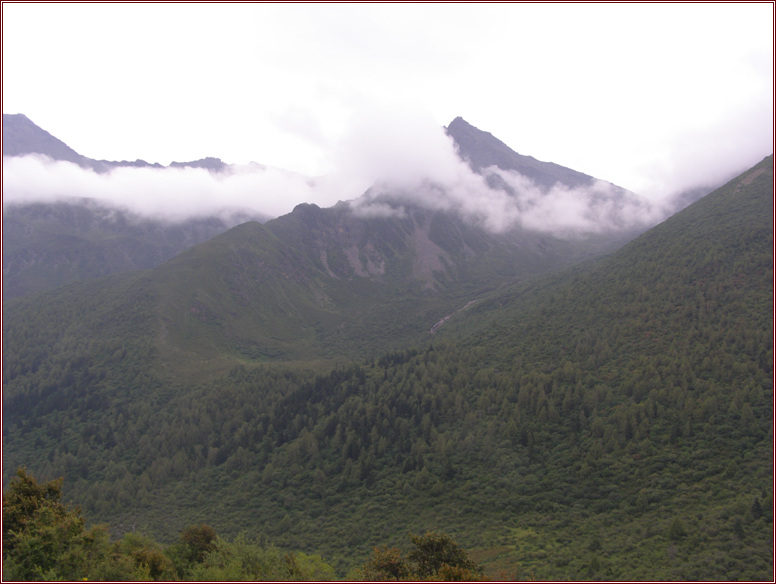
[[3, 156, 773, 580]]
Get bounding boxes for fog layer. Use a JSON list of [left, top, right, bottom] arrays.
[[1, 110, 725, 235]]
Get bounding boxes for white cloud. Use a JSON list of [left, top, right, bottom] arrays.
[[1, 155, 349, 221], [338, 107, 666, 236], [3, 4, 770, 209], [0, 97, 758, 238]]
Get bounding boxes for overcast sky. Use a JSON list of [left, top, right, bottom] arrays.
[[2, 3, 773, 211]]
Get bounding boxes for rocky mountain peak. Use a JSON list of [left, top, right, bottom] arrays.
[[446, 116, 595, 190]]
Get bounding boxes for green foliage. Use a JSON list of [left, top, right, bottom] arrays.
[[3, 468, 139, 580], [117, 532, 177, 580], [2, 467, 86, 580], [359, 546, 411, 581], [292, 552, 338, 581], [166, 524, 221, 579], [668, 517, 687, 541], [358, 532, 484, 581], [187, 534, 335, 581], [179, 523, 218, 563], [2, 470, 335, 581], [2, 468, 73, 551], [408, 532, 483, 580]]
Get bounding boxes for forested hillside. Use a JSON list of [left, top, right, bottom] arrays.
[[2, 156, 773, 580]]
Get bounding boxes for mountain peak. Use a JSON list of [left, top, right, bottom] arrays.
[[4, 112, 32, 123], [446, 116, 595, 190], [3, 113, 227, 174], [2, 113, 87, 166]]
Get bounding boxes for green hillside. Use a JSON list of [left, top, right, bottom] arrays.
[[153, 201, 605, 366], [2, 156, 773, 580], [2, 200, 267, 299], [3, 200, 596, 381]]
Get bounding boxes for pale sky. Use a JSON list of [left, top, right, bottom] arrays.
[[2, 2, 774, 209]]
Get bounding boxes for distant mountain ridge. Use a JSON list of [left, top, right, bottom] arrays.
[[2, 112, 638, 301], [2, 201, 262, 298], [4, 113, 619, 188], [2, 113, 226, 172], [2, 114, 268, 297]]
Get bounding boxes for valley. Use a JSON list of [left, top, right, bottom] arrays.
[[2, 115, 773, 580]]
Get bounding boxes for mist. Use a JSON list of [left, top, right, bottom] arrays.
[[342, 109, 668, 235], [1, 108, 752, 237], [1, 154, 354, 222]]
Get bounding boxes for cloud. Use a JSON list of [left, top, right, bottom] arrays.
[[483, 171, 666, 235], [340, 107, 666, 236], [270, 105, 328, 146], [0, 106, 702, 238], [629, 100, 774, 202], [1, 155, 353, 221]]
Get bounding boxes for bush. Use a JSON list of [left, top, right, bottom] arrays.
[[358, 531, 484, 581]]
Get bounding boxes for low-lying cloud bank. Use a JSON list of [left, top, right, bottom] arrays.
[[351, 165, 666, 236], [1, 155, 348, 222], [1, 111, 697, 236]]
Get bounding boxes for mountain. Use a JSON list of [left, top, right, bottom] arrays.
[[1, 188, 634, 369], [1, 197, 595, 378], [1, 200, 261, 298], [169, 157, 228, 172], [2, 113, 161, 172], [135, 120, 647, 365], [2, 113, 229, 173], [2, 152, 772, 579], [3, 113, 96, 168], [2, 114, 270, 297], [150, 201, 600, 367], [446, 116, 596, 189], [2, 114, 636, 303]]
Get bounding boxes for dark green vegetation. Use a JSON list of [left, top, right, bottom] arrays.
[[2, 468, 342, 581], [357, 531, 484, 581], [3, 148, 773, 580], [2, 200, 263, 298], [4, 468, 481, 581]]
